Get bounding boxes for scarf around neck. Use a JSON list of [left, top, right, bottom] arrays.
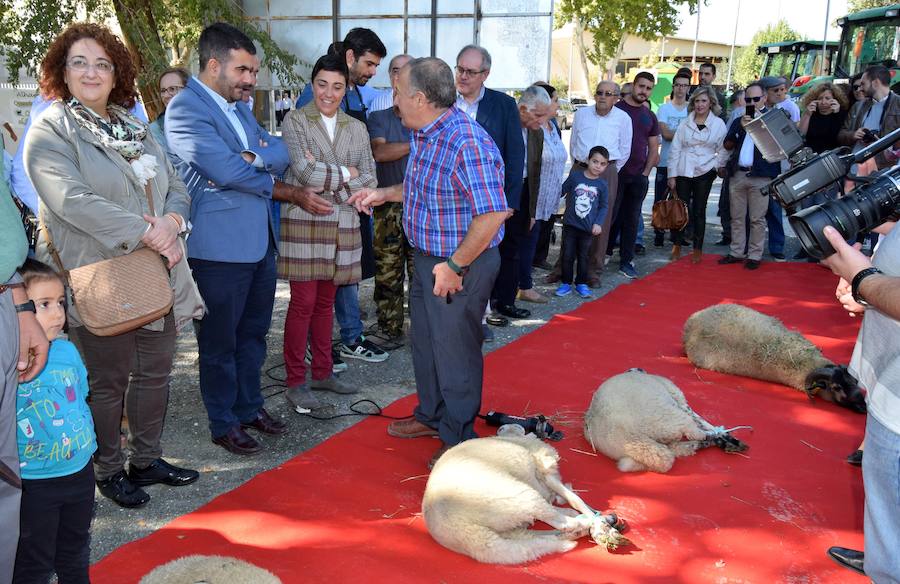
[[65, 97, 159, 185]]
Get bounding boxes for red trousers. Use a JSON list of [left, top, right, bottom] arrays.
[[284, 280, 336, 386]]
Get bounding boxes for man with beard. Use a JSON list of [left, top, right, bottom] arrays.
[[606, 71, 659, 279], [166, 22, 327, 455], [838, 64, 900, 170]]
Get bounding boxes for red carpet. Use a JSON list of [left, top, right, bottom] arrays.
[[91, 256, 867, 583]]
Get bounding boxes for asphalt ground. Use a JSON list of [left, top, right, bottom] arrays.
[[88, 174, 813, 563]]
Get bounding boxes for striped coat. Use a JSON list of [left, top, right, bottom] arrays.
[[277, 101, 377, 284]]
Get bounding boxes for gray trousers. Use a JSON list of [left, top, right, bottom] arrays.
[[1, 291, 22, 584], [410, 247, 500, 446], [70, 314, 176, 480]]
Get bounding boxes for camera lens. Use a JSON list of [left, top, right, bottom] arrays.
[[789, 172, 900, 258]]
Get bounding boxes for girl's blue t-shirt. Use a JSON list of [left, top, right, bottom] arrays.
[[16, 339, 96, 479]]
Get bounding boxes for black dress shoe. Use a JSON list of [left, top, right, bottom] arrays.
[[485, 314, 509, 327], [128, 458, 200, 487], [496, 305, 531, 319], [827, 546, 864, 575], [96, 470, 150, 508], [241, 408, 288, 435], [847, 449, 863, 466], [212, 426, 262, 456], [635, 244, 646, 256], [718, 254, 743, 265], [532, 260, 553, 270], [714, 238, 731, 246]]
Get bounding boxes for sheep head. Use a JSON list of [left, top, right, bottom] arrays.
[[804, 365, 867, 414]]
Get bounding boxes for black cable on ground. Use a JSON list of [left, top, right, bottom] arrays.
[[260, 360, 408, 421]]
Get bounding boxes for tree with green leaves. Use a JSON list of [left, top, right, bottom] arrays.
[[555, 0, 700, 91], [848, 0, 898, 12], [0, 0, 301, 119], [732, 20, 801, 87]]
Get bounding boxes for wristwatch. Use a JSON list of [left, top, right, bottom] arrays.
[[15, 300, 36, 314], [851, 267, 883, 306], [446, 256, 470, 277]]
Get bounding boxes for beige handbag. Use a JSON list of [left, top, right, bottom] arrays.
[[43, 184, 174, 336]]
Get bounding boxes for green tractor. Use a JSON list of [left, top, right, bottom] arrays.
[[790, 4, 900, 98], [758, 40, 837, 91]]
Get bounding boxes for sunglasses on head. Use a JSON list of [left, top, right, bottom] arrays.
[[745, 95, 763, 102]]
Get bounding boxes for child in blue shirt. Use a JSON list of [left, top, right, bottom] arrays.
[[556, 146, 610, 299], [14, 259, 96, 584]]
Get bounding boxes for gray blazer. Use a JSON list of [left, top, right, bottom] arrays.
[[23, 101, 191, 326]]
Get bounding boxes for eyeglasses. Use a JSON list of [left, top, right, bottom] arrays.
[[745, 95, 763, 102], [160, 85, 184, 96], [66, 57, 114, 75], [455, 66, 486, 78], [595, 90, 620, 97]]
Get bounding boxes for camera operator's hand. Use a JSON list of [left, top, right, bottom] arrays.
[[740, 115, 753, 128], [874, 221, 896, 235], [853, 128, 868, 142], [835, 277, 866, 317], [821, 226, 872, 284]]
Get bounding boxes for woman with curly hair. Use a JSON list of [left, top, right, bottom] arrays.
[[23, 22, 201, 512], [799, 82, 849, 155], [666, 86, 730, 263]]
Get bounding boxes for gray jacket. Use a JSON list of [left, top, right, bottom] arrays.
[[23, 101, 194, 328], [838, 92, 900, 170]]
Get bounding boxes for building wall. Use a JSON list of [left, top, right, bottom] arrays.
[[551, 25, 741, 98], [241, 0, 554, 91]]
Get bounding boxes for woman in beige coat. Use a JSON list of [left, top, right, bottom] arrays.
[[23, 23, 200, 508], [278, 52, 377, 411]]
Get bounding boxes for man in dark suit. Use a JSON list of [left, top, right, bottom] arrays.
[[166, 23, 328, 455], [454, 45, 527, 324]]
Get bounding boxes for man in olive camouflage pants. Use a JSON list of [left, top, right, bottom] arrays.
[[372, 202, 413, 338], [368, 54, 414, 339]]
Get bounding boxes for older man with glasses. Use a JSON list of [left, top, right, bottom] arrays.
[[454, 45, 526, 328], [548, 80, 631, 288]]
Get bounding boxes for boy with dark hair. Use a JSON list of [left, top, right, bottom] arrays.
[[557, 146, 610, 299], [14, 259, 97, 582]]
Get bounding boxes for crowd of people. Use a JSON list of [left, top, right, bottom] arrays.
[[0, 18, 898, 584]]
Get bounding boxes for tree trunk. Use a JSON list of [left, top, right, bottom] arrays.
[[605, 35, 627, 81], [111, 0, 168, 120], [573, 19, 592, 95]]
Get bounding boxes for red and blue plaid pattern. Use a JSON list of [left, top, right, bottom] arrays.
[[403, 107, 507, 258]]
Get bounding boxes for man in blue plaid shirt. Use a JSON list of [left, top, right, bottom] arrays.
[[349, 57, 508, 469]]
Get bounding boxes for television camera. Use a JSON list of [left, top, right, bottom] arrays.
[[744, 107, 900, 259]]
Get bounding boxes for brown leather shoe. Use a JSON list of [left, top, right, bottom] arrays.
[[241, 408, 288, 435], [671, 244, 682, 260], [387, 416, 439, 438], [427, 443, 452, 470], [212, 426, 262, 455], [544, 271, 561, 284], [691, 249, 702, 264]]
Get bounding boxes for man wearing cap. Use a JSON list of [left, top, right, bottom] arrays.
[[759, 75, 799, 262]]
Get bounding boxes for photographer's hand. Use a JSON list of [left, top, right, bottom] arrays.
[[821, 226, 872, 283], [835, 277, 866, 317]]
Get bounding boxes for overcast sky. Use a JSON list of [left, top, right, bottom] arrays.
[[673, 0, 851, 46]]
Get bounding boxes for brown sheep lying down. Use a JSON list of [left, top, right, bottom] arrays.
[[422, 427, 628, 564], [683, 303, 866, 413]]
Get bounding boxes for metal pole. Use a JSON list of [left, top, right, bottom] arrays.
[[691, 2, 701, 73], [725, 0, 741, 93], [822, 0, 832, 75]]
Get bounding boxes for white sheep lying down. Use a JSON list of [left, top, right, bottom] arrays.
[[682, 303, 866, 413], [584, 370, 747, 473], [422, 428, 628, 564]]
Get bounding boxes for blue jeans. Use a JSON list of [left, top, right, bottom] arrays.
[[518, 220, 542, 290], [863, 412, 900, 582], [766, 196, 785, 255], [335, 284, 363, 345]]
